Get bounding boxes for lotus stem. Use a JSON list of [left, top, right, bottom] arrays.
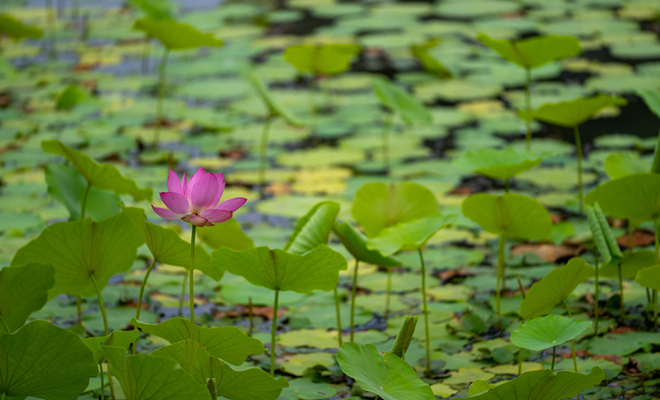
[[496, 234, 505, 329], [154, 48, 170, 148], [189, 225, 196, 375], [141, 39, 151, 75], [418, 249, 431, 377], [99, 363, 105, 400], [517, 276, 525, 376], [562, 299, 578, 373], [91, 273, 115, 400], [179, 270, 188, 317], [618, 264, 625, 324], [334, 287, 343, 346], [384, 267, 392, 320], [258, 114, 273, 199], [524, 67, 532, 152], [308, 74, 318, 143], [350, 259, 359, 342], [270, 289, 280, 376], [45, 0, 57, 59], [574, 126, 584, 215], [133, 259, 156, 354], [594, 248, 600, 336], [551, 346, 556, 372], [76, 295, 82, 326], [382, 113, 393, 174], [248, 297, 254, 338], [505, 178, 510, 193]]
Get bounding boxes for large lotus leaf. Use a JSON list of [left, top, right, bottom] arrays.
[[367, 213, 457, 256], [352, 182, 439, 238], [55, 85, 91, 111], [584, 173, 660, 222], [332, 222, 401, 267], [10, 211, 143, 298], [41, 140, 153, 202], [531, 94, 627, 128], [520, 258, 594, 320], [0, 321, 98, 400], [284, 201, 340, 255], [586, 203, 623, 267], [197, 217, 254, 251], [82, 329, 141, 364], [250, 74, 304, 126], [121, 206, 222, 280], [478, 34, 581, 69], [130, 317, 264, 365], [373, 77, 433, 125], [151, 339, 288, 400], [0, 263, 54, 333], [129, 0, 176, 19], [0, 13, 43, 40], [101, 347, 212, 400], [510, 315, 592, 351], [635, 265, 660, 291], [45, 164, 121, 221], [604, 152, 650, 180], [337, 343, 435, 400], [410, 39, 451, 78], [467, 367, 604, 400], [601, 250, 655, 279], [133, 17, 223, 50], [461, 193, 553, 240], [284, 43, 361, 75], [212, 245, 346, 293], [453, 147, 542, 180], [638, 90, 660, 119]]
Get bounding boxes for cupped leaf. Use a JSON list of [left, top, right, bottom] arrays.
[[601, 250, 655, 279], [129, 0, 177, 19], [0, 13, 43, 40], [510, 315, 592, 351], [467, 367, 604, 400], [337, 343, 435, 400], [10, 211, 143, 298], [367, 213, 457, 256], [211, 245, 346, 293], [82, 329, 141, 364], [352, 182, 439, 238], [586, 203, 623, 266], [42, 140, 153, 202], [461, 193, 553, 240], [0, 263, 55, 333], [284, 43, 361, 75], [55, 84, 91, 111], [332, 222, 402, 267], [635, 265, 660, 292], [373, 77, 432, 125], [0, 320, 98, 400], [284, 201, 340, 255], [584, 173, 660, 222], [250, 74, 304, 126], [122, 206, 222, 280], [531, 94, 627, 128], [604, 152, 650, 180], [468, 380, 491, 396], [478, 34, 581, 69], [101, 347, 212, 400], [45, 163, 121, 221], [197, 217, 254, 251], [133, 17, 223, 50], [130, 317, 264, 365], [410, 39, 451, 78], [391, 315, 418, 359], [520, 257, 594, 320], [453, 147, 542, 180]]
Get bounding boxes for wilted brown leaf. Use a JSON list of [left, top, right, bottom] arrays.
[[511, 243, 581, 263]]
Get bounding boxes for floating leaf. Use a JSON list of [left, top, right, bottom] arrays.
[[410, 39, 451, 78], [586, 203, 624, 266], [604, 152, 650, 180], [511, 315, 592, 351], [373, 77, 432, 125], [531, 94, 627, 128], [452, 147, 542, 180], [11, 211, 143, 298], [129, 0, 176, 19], [284, 43, 361, 75], [0, 321, 98, 400], [197, 217, 254, 251], [635, 265, 660, 292], [284, 201, 340, 255], [337, 343, 435, 400], [41, 140, 153, 202], [0, 13, 43, 40], [332, 222, 402, 267], [250, 74, 304, 126], [133, 17, 223, 50], [0, 263, 55, 333], [367, 213, 457, 256], [520, 257, 594, 320], [584, 173, 660, 222], [478, 34, 581, 69]]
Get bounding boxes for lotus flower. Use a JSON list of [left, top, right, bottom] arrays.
[[152, 168, 247, 227]]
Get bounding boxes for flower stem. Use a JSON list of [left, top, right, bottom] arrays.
[[574, 126, 584, 215], [594, 247, 600, 336], [562, 299, 578, 373], [384, 268, 392, 320], [618, 264, 625, 324], [496, 234, 505, 330], [551, 346, 556, 372], [179, 270, 188, 317], [154, 48, 170, 148], [334, 287, 342, 346], [45, 0, 57, 59], [517, 276, 525, 376], [270, 289, 280, 376], [350, 259, 359, 342], [189, 225, 196, 376], [382, 113, 393, 173], [90, 273, 115, 400], [418, 249, 431, 377], [524, 67, 532, 152], [133, 259, 156, 354], [258, 115, 273, 200]]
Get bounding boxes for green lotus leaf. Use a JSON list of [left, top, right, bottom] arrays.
[[337, 342, 435, 400], [82, 329, 141, 364], [604, 152, 650, 180], [601, 250, 655, 279], [0, 321, 98, 400], [284, 43, 361, 75], [390, 315, 418, 359], [367, 213, 457, 256], [332, 222, 402, 267], [211, 245, 346, 293], [11, 211, 143, 298], [410, 39, 451, 78], [520, 257, 594, 320], [452, 147, 542, 180], [130, 317, 264, 365], [129, 0, 176, 19], [510, 315, 592, 351], [41, 140, 153, 202], [250, 74, 304, 126], [284, 201, 340, 255], [531, 94, 627, 128], [586, 203, 624, 267], [373, 77, 432, 125], [461, 193, 553, 240], [352, 182, 439, 238], [133, 17, 223, 50], [55, 84, 91, 111], [0, 263, 55, 333], [635, 265, 660, 292], [0, 55, 16, 80], [478, 34, 581, 69], [197, 217, 254, 251], [638, 90, 660, 119], [0, 13, 43, 40], [468, 380, 491, 396], [584, 173, 660, 222]]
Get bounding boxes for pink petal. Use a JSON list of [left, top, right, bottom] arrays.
[[189, 214, 209, 227], [160, 192, 190, 214], [152, 205, 185, 220], [181, 173, 188, 197], [186, 168, 207, 198], [189, 173, 220, 213], [200, 209, 233, 223], [215, 197, 247, 212], [167, 170, 183, 194]]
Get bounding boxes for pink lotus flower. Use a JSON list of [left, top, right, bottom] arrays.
[[152, 168, 247, 227]]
